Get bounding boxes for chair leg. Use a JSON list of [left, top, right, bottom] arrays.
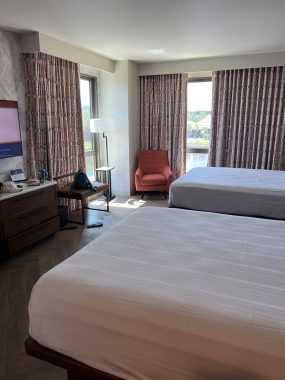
[[81, 200, 85, 224], [141, 192, 145, 200], [163, 191, 168, 199]]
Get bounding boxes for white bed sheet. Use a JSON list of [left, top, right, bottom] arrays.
[[29, 207, 285, 380], [169, 167, 285, 219]]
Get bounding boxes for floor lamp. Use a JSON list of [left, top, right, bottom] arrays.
[[90, 118, 114, 167], [90, 118, 115, 199]]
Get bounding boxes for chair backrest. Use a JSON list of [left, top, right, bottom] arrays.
[[138, 150, 170, 174]]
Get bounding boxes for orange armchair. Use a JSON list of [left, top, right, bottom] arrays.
[[135, 150, 173, 199]]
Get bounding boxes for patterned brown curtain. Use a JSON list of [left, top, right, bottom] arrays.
[[23, 52, 85, 181], [209, 67, 285, 170], [140, 73, 187, 179]]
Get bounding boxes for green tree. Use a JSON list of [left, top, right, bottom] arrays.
[[187, 111, 210, 122]]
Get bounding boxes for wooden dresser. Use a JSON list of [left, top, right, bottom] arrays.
[[0, 181, 59, 259]]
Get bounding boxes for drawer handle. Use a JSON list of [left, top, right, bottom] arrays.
[[17, 206, 48, 220], [15, 190, 45, 202]]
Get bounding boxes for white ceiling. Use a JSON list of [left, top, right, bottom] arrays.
[[1, 0, 285, 62]]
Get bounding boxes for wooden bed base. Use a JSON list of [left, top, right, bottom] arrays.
[[25, 337, 123, 380]]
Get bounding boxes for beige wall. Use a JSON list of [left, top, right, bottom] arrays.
[[128, 61, 140, 195], [138, 51, 285, 76], [100, 61, 131, 196], [21, 32, 115, 73], [99, 60, 140, 196]]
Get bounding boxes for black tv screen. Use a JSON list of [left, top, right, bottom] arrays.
[[0, 100, 23, 159]]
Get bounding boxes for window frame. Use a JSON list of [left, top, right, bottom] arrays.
[[187, 77, 212, 155], [80, 75, 98, 178]]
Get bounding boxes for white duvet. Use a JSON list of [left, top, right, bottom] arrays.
[[169, 167, 285, 219], [29, 207, 285, 380]]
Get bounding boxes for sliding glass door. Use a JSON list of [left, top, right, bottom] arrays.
[[187, 79, 212, 171]]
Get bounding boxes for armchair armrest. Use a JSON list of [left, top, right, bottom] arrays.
[[162, 166, 173, 184], [135, 167, 143, 179], [135, 167, 144, 190]]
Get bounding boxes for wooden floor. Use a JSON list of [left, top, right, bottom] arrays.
[[0, 195, 167, 380]]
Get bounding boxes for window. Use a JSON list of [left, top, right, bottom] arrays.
[[80, 76, 97, 178], [187, 79, 212, 171]]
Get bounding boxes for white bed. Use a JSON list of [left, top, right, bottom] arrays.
[[29, 207, 285, 380], [169, 166, 285, 219]]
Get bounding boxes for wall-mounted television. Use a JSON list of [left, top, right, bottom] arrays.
[[0, 100, 23, 159]]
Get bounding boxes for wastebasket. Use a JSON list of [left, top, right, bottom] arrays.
[[58, 205, 68, 229]]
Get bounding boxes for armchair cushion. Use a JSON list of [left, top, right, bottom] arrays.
[[141, 174, 167, 186]]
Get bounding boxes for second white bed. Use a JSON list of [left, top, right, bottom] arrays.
[[169, 167, 285, 219]]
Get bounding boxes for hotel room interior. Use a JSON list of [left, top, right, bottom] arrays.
[[0, 1, 285, 379]]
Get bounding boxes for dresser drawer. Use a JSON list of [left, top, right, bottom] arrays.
[[7, 217, 59, 255], [3, 204, 57, 238], [1, 185, 56, 217]]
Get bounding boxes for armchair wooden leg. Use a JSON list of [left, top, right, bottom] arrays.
[[141, 192, 145, 200], [163, 191, 168, 199]]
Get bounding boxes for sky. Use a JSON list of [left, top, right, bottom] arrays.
[[80, 79, 90, 107], [187, 81, 212, 112]]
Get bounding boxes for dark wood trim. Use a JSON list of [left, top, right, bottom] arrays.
[[0, 99, 19, 108], [25, 337, 124, 380]]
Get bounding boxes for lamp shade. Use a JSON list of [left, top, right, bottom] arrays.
[[90, 118, 115, 133]]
